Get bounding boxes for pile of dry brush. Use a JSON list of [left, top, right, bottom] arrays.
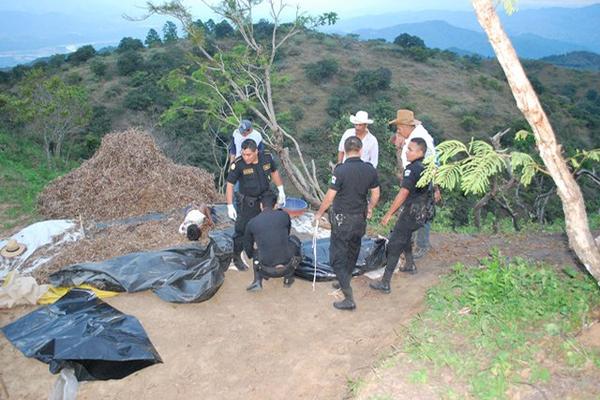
[[38, 128, 222, 221]]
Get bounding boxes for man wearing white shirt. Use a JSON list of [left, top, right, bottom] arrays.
[[337, 110, 379, 168], [389, 109, 441, 259], [229, 119, 264, 164]]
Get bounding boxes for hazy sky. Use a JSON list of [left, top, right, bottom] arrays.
[[1, 0, 598, 19]]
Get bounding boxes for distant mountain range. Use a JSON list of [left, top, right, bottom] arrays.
[[541, 51, 600, 71], [354, 20, 588, 59], [328, 4, 600, 60]]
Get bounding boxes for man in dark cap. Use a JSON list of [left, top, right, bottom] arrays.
[[314, 136, 380, 310]]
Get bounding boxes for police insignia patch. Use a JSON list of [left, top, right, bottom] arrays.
[[230, 163, 236, 170], [404, 170, 411, 177], [331, 176, 337, 184]]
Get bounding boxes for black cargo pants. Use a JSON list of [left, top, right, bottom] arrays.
[[329, 212, 366, 292]]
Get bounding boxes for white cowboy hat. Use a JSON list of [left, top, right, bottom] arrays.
[[349, 111, 373, 125], [1, 239, 27, 258]]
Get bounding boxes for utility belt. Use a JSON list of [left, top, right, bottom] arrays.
[[255, 256, 300, 278], [236, 192, 267, 208]]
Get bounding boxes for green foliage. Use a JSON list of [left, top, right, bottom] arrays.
[[460, 114, 479, 131], [0, 131, 77, 228], [117, 50, 145, 76], [303, 58, 339, 84], [393, 33, 426, 49], [353, 68, 391, 95], [145, 28, 163, 47], [90, 59, 108, 77], [214, 20, 234, 38], [404, 252, 600, 399], [67, 45, 96, 65], [163, 20, 178, 43], [117, 37, 145, 53]]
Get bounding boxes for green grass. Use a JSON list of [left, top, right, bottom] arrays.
[[0, 131, 77, 229], [400, 251, 600, 399]]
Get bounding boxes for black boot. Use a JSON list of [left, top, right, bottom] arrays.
[[246, 264, 262, 291], [333, 287, 356, 310], [399, 250, 417, 274], [233, 252, 248, 271], [370, 264, 394, 294]]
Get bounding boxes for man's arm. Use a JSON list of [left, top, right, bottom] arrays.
[[226, 182, 235, 205], [337, 151, 345, 165], [367, 186, 380, 219], [371, 141, 379, 168], [270, 170, 283, 187], [315, 188, 337, 221], [381, 188, 410, 225]]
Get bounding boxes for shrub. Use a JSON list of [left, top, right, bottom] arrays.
[[117, 37, 144, 53], [304, 58, 339, 84], [393, 33, 426, 49], [117, 51, 144, 76], [460, 114, 479, 131], [353, 68, 391, 95], [326, 87, 357, 118], [90, 59, 108, 77], [67, 45, 96, 65]]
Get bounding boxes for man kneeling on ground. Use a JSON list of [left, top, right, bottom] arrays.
[[243, 192, 301, 291]]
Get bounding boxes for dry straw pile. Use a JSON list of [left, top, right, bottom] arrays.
[[38, 128, 221, 220]]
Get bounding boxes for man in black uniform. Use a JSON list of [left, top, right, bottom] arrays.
[[370, 137, 430, 294], [226, 139, 286, 271], [243, 193, 301, 291], [314, 136, 380, 310]]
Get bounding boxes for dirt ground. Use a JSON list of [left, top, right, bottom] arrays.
[[0, 231, 592, 400]]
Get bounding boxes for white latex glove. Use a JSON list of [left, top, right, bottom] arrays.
[[227, 204, 237, 220], [276, 185, 286, 208]]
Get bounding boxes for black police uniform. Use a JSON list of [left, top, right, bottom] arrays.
[[329, 157, 379, 294], [244, 209, 301, 288], [384, 157, 428, 276], [226, 152, 278, 259]]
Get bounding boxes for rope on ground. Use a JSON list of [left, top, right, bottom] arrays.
[[312, 219, 319, 291]]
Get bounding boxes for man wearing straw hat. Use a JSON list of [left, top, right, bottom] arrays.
[[337, 110, 379, 168], [315, 136, 380, 311], [389, 109, 441, 259]]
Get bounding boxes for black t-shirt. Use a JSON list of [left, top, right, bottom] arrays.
[[401, 158, 428, 204], [330, 157, 379, 214], [244, 209, 292, 266], [226, 152, 277, 197]]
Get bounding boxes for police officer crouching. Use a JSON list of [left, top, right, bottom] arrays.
[[314, 136, 380, 310], [370, 137, 430, 293], [243, 193, 301, 291], [226, 138, 286, 271]]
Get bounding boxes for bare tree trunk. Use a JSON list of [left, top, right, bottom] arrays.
[[472, 0, 600, 281]]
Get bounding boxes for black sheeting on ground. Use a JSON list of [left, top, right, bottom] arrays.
[[296, 237, 387, 281], [1, 289, 162, 381], [49, 240, 231, 303]]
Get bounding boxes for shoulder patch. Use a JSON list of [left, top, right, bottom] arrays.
[[230, 163, 236, 171], [404, 169, 411, 177], [331, 175, 337, 184]]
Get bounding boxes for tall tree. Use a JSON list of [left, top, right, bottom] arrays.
[[146, 0, 337, 207], [470, 0, 600, 280], [162, 20, 179, 43], [145, 28, 163, 47], [18, 70, 91, 167]]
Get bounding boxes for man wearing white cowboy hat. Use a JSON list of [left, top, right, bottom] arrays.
[[337, 110, 379, 168], [1, 239, 27, 259], [389, 109, 441, 259]]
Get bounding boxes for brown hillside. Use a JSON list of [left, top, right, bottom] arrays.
[[37, 128, 221, 220]]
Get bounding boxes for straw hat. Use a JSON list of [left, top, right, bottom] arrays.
[[388, 109, 421, 126], [1, 239, 27, 258], [349, 111, 373, 125]]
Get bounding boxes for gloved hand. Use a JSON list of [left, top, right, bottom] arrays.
[[276, 185, 286, 208], [227, 204, 237, 220]]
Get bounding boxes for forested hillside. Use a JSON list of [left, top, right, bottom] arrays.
[[1, 21, 599, 230]]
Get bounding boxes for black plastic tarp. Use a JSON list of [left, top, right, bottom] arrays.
[[296, 237, 386, 281], [1, 289, 162, 381], [49, 240, 230, 303]]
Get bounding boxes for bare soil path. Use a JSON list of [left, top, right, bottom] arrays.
[[0, 232, 580, 400]]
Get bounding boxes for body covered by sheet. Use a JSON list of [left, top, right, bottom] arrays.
[[49, 240, 231, 303], [1, 288, 161, 381]]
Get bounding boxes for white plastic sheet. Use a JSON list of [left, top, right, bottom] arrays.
[[0, 220, 83, 279]]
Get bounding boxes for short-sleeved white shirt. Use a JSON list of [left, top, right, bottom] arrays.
[[231, 129, 263, 158], [338, 128, 379, 168], [401, 124, 436, 168], [179, 209, 206, 235]]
